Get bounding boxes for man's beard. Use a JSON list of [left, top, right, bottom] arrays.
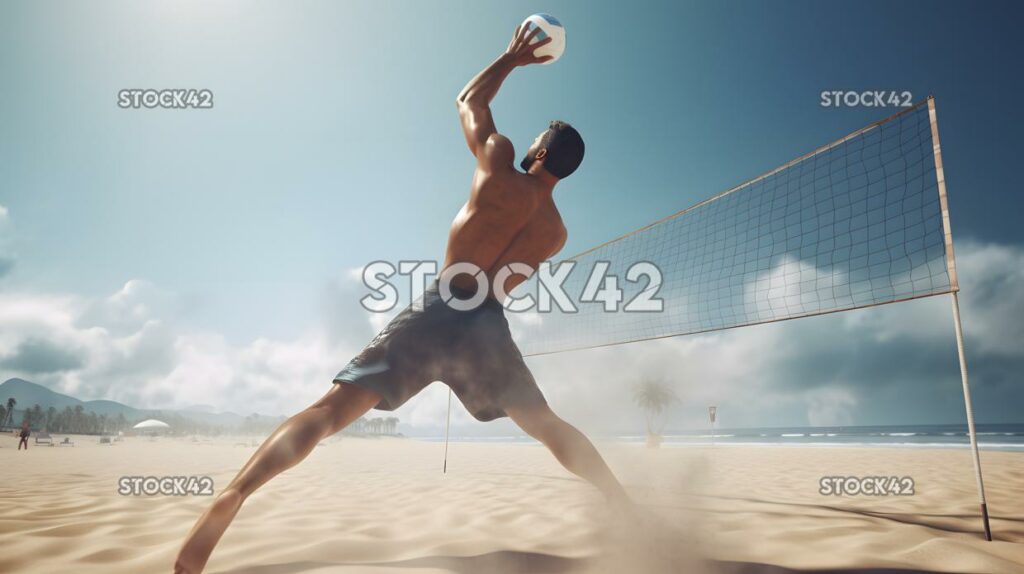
[[520, 148, 538, 172]]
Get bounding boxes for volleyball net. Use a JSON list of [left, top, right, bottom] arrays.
[[513, 98, 956, 357]]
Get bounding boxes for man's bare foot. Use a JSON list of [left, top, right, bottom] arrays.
[[174, 489, 244, 573], [608, 491, 636, 512]]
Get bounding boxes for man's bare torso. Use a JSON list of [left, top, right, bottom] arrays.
[[442, 135, 567, 299]]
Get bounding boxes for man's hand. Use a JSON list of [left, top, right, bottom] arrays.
[[505, 24, 554, 67]]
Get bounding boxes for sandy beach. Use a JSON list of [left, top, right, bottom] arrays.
[[1, 433, 1022, 574]]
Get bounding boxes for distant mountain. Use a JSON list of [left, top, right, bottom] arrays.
[[0, 378, 261, 429], [84, 399, 144, 417], [0, 378, 143, 418]]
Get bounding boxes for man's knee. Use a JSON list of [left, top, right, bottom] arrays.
[[507, 403, 561, 441]]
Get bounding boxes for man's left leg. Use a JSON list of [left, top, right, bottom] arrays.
[[174, 382, 381, 574], [506, 402, 629, 503]]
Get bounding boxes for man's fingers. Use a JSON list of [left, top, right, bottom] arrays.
[[525, 37, 553, 58], [530, 36, 553, 51], [518, 23, 534, 42], [509, 23, 554, 63], [524, 25, 542, 44]]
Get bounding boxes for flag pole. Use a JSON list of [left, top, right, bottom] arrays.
[[950, 292, 992, 541], [442, 387, 452, 474], [708, 406, 717, 448]]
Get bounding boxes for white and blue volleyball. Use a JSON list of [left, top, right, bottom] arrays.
[[521, 13, 565, 64]]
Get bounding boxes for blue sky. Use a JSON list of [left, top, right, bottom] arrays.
[[1, 1, 1022, 430]]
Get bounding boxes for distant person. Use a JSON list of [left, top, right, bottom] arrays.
[[176, 25, 628, 574], [18, 421, 29, 450]]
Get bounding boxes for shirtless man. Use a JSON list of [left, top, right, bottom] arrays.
[[175, 25, 628, 573]]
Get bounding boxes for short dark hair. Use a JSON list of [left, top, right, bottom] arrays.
[[540, 120, 584, 178]]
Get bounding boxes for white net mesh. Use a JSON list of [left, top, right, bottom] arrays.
[[514, 99, 955, 356]]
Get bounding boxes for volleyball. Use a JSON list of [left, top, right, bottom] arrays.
[[521, 13, 565, 64]]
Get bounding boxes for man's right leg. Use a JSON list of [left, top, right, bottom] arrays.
[[506, 402, 630, 504], [174, 382, 381, 574]]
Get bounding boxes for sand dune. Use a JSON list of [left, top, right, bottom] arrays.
[[1, 433, 1022, 573]]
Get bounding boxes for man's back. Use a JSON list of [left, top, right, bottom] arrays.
[[443, 134, 566, 298]]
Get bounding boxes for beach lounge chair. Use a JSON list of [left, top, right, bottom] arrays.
[[35, 432, 54, 446], [58, 437, 74, 447]]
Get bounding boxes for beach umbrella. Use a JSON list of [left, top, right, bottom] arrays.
[[133, 419, 170, 429]]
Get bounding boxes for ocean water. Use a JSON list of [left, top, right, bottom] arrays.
[[414, 423, 1024, 451]]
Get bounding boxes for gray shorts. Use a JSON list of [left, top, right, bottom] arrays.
[[334, 282, 546, 422]]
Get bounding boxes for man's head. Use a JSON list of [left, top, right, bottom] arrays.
[[520, 120, 585, 179]]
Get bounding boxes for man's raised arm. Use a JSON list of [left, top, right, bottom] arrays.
[[456, 25, 552, 157]]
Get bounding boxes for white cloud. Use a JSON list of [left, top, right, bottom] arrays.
[[951, 241, 1024, 356], [0, 280, 365, 416], [0, 204, 8, 220], [78, 280, 172, 334]]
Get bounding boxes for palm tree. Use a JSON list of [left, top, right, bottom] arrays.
[[59, 406, 74, 433], [384, 417, 399, 435], [73, 405, 85, 433], [4, 397, 16, 428], [631, 379, 678, 448]]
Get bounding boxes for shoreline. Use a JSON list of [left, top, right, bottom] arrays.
[[410, 435, 1024, 451]]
